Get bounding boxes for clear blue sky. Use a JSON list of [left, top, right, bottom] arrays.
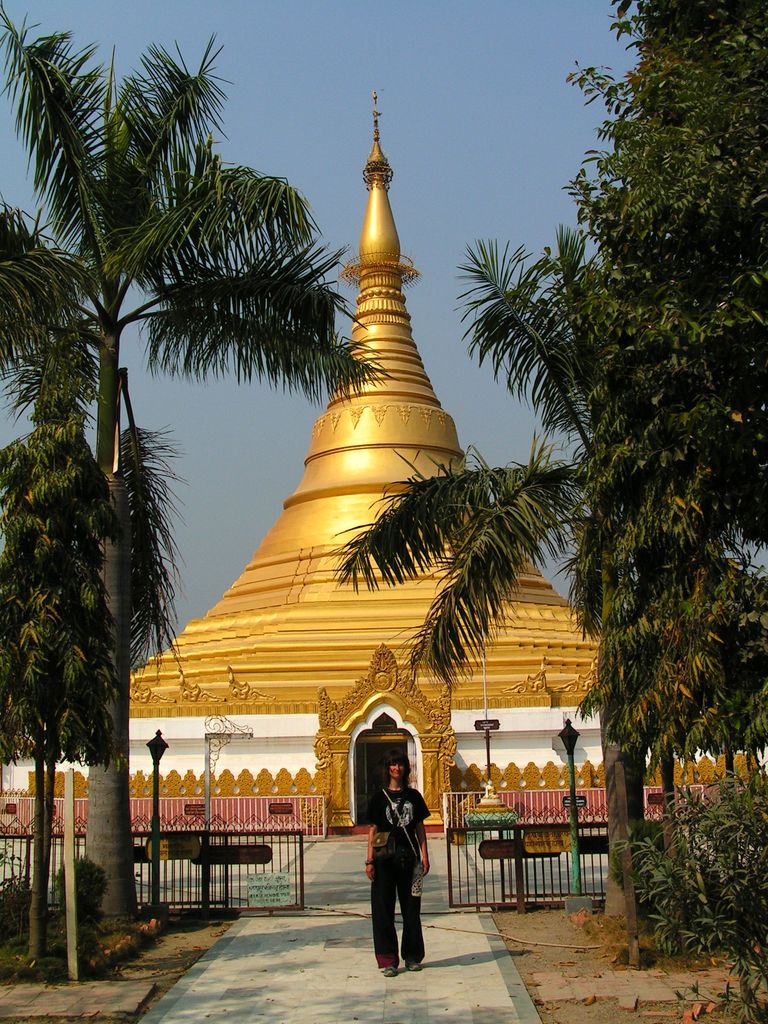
[[0, 1, 634, 633]]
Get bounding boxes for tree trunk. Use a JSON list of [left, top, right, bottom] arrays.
[[28, 755, 48, 959], [599, 543, 645, 915], [660, 751, 675, 851], [601, 723, 646, 916], [86, 473, 136, 918]]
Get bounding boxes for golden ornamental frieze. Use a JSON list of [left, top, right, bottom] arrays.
[[131, 699, 319, 719], [228, 666, 274, 702], [318, 644, 449, 732], [130, 673, 174, 706], [179, 668, 224, 704]]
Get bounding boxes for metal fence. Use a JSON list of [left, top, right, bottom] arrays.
[[442, 788, 609, 827], [0, 794, 326, 838], [1, 829, 304, 913], [446, 823, 609, 910]]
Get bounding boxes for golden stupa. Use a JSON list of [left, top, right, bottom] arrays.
[[130, 104, 598, 828]]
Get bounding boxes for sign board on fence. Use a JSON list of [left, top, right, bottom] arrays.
[[523, 827, 570, 855], [145, 835, 201, 861], [474, 719, 500, 731], [1, 803, 16, 814], [478, 839, 518, 860], [646, 792, 665, 806], [562, 795, 587, 808], [200, 844, 272, 866], [268, 802, 294, 816], [247, 872, 292, 908], [184, 802, 206, 816]]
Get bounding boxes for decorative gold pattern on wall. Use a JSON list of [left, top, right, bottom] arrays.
[[449, 760, 605, 791], [315, 644, 455, 827], [29, 753, 751, 799], [128, 766, 323, 798]]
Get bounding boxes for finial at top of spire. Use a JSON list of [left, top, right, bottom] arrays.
[[372, 90, 380, 142], [364, 90, 393, 190]]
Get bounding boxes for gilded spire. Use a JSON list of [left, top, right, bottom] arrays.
[[343, 93, 417, 280], [363, 91, 393, 191]]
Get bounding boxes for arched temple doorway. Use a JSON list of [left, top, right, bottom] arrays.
[[352, 712, 414, 824], [315, 645, 456, 829]]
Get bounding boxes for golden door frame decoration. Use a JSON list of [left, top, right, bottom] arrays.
[[315, 644, 456, 828]]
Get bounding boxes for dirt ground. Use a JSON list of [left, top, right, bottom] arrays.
[[117, 918, 233, 1011], [492, 908, 740, 1024]]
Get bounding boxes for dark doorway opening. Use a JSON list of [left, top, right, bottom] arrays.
[[354, 714, 411, 825]]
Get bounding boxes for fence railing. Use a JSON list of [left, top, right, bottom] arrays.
[[442, 786, 699, 828], [0, 829, 305, 913], [443, 788, 609, 828], [446, 823, 609, 910], [0, 794, 326, 838]]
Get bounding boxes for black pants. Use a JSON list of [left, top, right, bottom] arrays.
[[371, 853, 424, 968]]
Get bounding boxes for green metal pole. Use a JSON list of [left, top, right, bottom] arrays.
[[566, 751, 582, 896], [151, 761, 160, 906]]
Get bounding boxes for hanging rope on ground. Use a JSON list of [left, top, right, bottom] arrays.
[[304, 905, 602, 950]]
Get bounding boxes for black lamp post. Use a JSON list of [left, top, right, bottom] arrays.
[[147, 730, 168, 907], [558, 719, 582, 897]]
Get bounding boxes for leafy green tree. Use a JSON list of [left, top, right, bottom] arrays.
[[572, 0, 768, 764], [0, 354, 117, 958], [632, 777, 768, 1024], [1, 11, 369, 915]]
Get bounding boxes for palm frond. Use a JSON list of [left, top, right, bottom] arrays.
[[119, 37, 226, 183], [0, 205, 89, 360], [106, 151, 318, 285], [140, 245, 373, 400], [337, 441, 578, 682], [1, 13, 104, 252], [458, 237, 592, 451], [1, 324, 99, 419], [118, 378, 183, 665]]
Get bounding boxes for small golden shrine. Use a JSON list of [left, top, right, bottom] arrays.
[[129, 102, 599, 827]]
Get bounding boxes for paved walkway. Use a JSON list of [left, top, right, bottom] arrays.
[[141, 837, 541, 1024], [0, 838, 542, 1024]]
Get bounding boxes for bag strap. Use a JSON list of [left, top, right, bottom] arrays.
[[382, 789, 421, 860]]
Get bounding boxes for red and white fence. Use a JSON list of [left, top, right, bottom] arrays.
[[0, 793, 327, 838]]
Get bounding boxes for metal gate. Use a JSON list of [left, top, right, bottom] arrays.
[[446, 823, 608, 910]]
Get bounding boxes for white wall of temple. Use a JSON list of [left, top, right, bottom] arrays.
[[1, 705, 603, 792], [451, 706, 602, 773], [129, 714, 321, 778]]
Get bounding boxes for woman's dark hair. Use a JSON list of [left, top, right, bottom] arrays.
[[380, 748, 411, 786]]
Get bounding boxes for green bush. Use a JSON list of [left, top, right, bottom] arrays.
[[609, 818, 665, 887], [55, 856, 107, 923], [0, 875, 31, 940], [632, 776, 768, 1024]]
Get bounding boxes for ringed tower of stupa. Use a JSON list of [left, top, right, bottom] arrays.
[[129, 107, 599, 828]]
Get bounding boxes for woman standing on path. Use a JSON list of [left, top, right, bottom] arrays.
[[365, 750, 430, 977]]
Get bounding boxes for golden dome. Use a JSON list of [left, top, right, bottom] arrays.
[[131, 111, 593, 721]]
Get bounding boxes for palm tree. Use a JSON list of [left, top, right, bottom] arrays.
[[338, 228, 643, 911], [1, 11, 369, 916]]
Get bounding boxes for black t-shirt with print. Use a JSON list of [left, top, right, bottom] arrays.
[[367, 786, 429, 857]]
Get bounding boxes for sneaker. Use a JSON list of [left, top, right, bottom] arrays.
[[405, 961, 423, 972], [382, 966, 398, 978]]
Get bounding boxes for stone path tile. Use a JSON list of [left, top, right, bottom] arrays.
[[0, 980, 155, 1017]]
